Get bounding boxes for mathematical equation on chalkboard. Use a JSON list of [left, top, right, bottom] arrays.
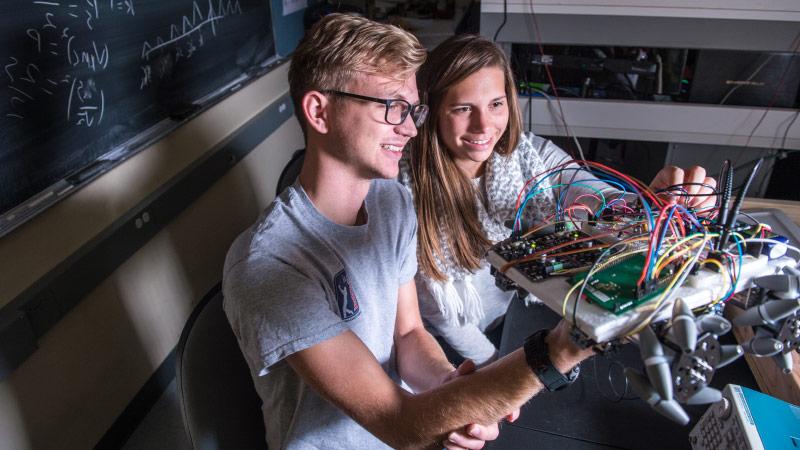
[[4, 0, 243, 128], [0, 0, 274, 226]]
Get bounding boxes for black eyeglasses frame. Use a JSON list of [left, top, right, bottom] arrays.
[[325, 90, 429, 127]]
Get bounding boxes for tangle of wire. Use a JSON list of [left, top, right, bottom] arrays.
[[497, 158, 787, 337]]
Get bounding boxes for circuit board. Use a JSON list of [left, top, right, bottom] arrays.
[[490, 229, 605, 290], [569, 254, 671, 315]]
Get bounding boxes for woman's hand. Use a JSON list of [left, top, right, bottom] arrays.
[[650, 165, 717, 212]]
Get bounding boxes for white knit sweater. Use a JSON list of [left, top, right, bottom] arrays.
[[400, 132, 621, 364]]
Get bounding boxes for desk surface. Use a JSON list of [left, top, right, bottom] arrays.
[[486, 293, 759, 450], [743, 199, 800, 226]]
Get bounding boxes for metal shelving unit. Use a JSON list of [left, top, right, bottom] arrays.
[[519, 97, 800, 149], [480, 0, 800, 150], [481, 1, 800, 51]]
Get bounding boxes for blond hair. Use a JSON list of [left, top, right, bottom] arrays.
[[410, 34, 523, 281], [288, 14, 427, 134]]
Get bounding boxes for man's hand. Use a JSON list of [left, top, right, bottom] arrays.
[[441, 360, 519, 450], [649, 165, 717, 212], [546, 320, 596, 374]]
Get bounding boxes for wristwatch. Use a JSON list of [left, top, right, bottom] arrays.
[[523, 329, 580, 391]]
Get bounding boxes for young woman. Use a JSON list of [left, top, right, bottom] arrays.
[[400, 35, 714, 365]]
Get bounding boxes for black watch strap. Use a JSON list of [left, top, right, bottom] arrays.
[[523, 329, 580, 392]]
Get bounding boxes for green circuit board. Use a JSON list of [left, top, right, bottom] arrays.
[[570, 254, 671, 315]]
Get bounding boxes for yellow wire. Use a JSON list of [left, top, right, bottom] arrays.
[[732, 232, 748, 249], [655, 240, 707, 277], [702, 259, 730, 306], [594, 248, 647, 272], [626, 236, 712, 336], [560, 245, 650, 317], [654, 233, 717, 275], [562, 280, 583, 317]]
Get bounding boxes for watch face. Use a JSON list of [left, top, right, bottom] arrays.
[[567, 365, 581, 382]]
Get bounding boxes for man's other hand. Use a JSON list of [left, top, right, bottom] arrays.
[[441, 360, 519, 450]]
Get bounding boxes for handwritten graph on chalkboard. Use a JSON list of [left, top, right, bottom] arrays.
[[0, 0, 275, 234]]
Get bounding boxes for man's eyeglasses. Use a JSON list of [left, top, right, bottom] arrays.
[[326, 90, 429, 127]]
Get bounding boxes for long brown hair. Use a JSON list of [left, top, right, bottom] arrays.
[[411, 34, 522, 281]]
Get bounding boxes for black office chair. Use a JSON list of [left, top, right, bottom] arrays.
[[175, 152, 309, 448], [176, 287, 267, 450], [275, 149, 305, 195]]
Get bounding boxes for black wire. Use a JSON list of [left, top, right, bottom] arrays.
[[592, 357, 633, 403], [716, 159, 733, 245], [741, 31, 800, 148], [492, 0, 507, 42], [663, 192, 723, 198], [605, 82, 638, 100], [739, 211, 760, 225], [505, 423, 633, 450], [729, 150, 800, 192], [656, 182, 720, 193], [779, 110, 800, 149], [721, 158, 763, 247], [733, 150, 800, 173], [655, 184, 721, 202]]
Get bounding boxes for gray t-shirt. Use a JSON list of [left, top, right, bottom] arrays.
[[223, 179, 418, 450]]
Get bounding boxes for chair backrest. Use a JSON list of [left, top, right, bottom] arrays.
[[176, 288, 267, 450], [275, 149, 306, 196]]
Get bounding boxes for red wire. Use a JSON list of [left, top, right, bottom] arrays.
[[527, 1, 577, 157], [638, 205, 670, 286], [515, 159, 664, 213]]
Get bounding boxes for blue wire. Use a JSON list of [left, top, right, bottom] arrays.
[[515, 183, 607, 230], [513, 166, 657, 232], [514, 171, 566, 230], [515, 167, 638, 231], [555, 182, 608, 221], [647, 204, 705, 281], [726, 234, 745, 300], [648, 204, 679, 280]]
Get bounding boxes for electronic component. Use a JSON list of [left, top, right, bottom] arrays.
[[569, 254, 676, 314], [488, 155, 800, 425], [491, 229, 605, 286], [690, 50, 800, 108], [745, 234, 790, 260], [689, 384, 800, 450], [734, 266, 800, 373], [622, 299, 743, 424], [512, 44, 687, 100]]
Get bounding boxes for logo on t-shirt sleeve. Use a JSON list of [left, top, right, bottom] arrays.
[[333, 270, 361, 321]]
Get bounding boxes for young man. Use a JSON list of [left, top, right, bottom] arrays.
[[223, 14, 594, 450]]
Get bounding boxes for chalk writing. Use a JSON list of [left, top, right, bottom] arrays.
[[4, 0, 129, 121], [67, 76, 104, 127], [140, 0, 241, 60], [66, 37, 109, 71], [1, 0, 276, 225], [4, 0, 261, 128]]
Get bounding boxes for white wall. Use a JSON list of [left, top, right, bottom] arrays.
[[0, 62, 303, 450]]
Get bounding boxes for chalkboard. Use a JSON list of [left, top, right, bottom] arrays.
[[0, 0, 276, 232]]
